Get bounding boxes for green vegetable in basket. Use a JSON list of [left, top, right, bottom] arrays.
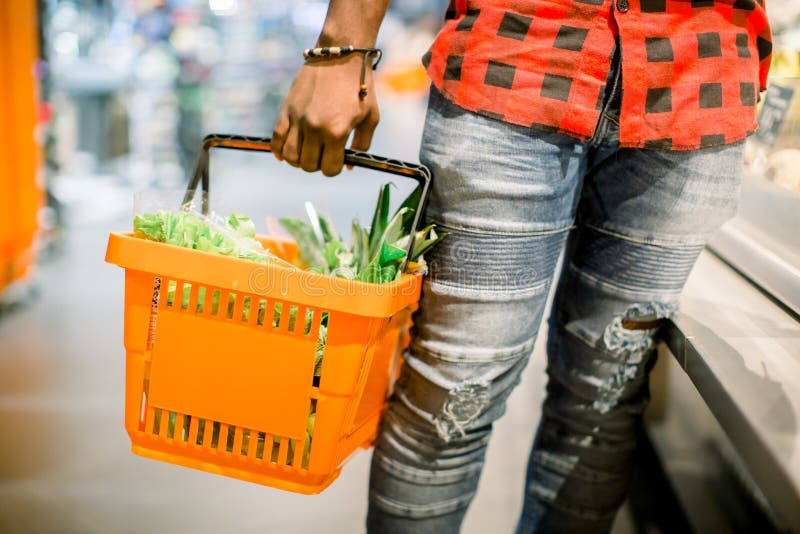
[[135, 209, 278, 321], [134, 210, 270, 264], [279, 184, 444, 283]]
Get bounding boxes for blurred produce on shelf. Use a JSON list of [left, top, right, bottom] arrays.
[[376, 16, 439, 96], [746, 75, 800, 195], [744, 24, 800, 195]]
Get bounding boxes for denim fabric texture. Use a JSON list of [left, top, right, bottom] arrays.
[[366, 55, 744, 533]]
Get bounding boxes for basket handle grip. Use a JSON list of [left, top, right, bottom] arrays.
[[183, 133, 432, 272]]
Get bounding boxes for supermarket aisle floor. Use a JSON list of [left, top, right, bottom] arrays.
[[0, 94, 632, 533]]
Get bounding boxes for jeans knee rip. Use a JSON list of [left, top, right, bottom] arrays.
[[593, 301, 678, 414], [433, 381, 491, 443]]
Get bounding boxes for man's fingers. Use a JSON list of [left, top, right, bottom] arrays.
[[350, 123, 376, 152], [299, 132, 323, 173], [320, 137, 347, 177], [271, 112, 290, 161], [350, 111, 379, 152], [281, 125, 302, 167]]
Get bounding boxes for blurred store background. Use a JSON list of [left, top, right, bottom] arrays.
[[36, 0, 444, 228], [1, 1, 799, 533]]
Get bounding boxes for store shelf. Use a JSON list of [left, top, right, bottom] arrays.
[[664, 251, 800, 531], [708, 172, 800, 316]]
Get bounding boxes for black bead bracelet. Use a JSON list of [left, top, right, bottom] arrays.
[[303, 46, 383, 98]]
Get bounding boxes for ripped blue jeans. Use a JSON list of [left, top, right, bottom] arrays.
[[366, 85, 744, 533]]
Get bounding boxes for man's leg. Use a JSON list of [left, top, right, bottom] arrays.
[[519, 142, 745, 533], [366, 87, 587, 533]]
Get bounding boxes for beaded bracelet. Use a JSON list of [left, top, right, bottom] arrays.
[[303, 46, 383, 98]]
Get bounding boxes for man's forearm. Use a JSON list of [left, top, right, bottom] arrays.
[[317, 0, 391, 48]]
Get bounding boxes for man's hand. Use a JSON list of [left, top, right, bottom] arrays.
[[272, 53, 380, 177], [271, 0, 389, 176]]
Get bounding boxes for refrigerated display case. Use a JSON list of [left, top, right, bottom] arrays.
[[650, 25, 800, 533], [708, 40, 800, 316]]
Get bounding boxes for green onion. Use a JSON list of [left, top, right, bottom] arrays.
[[279, 184, 445, 284]]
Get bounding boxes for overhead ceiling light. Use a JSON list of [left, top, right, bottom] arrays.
[[209, 0, 238, 16]]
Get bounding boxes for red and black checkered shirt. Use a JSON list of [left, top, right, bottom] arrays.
[[423, 0, 772, 149]]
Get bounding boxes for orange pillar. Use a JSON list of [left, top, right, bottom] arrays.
[[0, 0, 41, 295]]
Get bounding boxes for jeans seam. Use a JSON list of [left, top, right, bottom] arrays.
[[525, 490, 620, 523], [580, 220, 710, 247], [429, 220, 575, 238], [566, 262, 683, 301], [534, 455, 627, 484], [409, 337, 538, 364], [369, 490, 476, 518], [376, 454, 484, 484], [424, 277, 551, 296]]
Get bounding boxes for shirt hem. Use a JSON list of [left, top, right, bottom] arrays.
[[427, 79, 757, 151]]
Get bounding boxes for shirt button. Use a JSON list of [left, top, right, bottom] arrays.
[[617, 0, 629, 12]]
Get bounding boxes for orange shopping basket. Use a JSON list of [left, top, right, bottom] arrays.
[[105, 134, 431, 494]]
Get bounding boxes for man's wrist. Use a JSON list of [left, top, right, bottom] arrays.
[[314, 0, 389, 52], [317, 24, 378, 49]]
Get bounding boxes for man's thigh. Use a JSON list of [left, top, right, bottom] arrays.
[[549, 141, 745, 419], [411, 87, 589, 405]]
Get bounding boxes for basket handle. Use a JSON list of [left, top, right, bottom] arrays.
[[183, 133, 432, 273]]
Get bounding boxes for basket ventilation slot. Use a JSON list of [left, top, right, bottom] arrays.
[[157, 280, 322, 338], [144, 407, 314, 470]]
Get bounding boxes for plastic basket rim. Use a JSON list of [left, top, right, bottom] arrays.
[[105, 231, 422, 317]]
